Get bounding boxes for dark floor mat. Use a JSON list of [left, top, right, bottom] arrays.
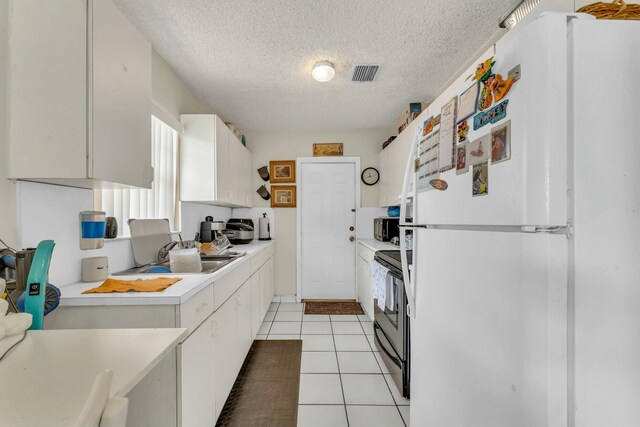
[[216, 340, 302, 427], [303, 300, 365, 315]]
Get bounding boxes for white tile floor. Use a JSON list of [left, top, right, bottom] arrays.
[[258, 297, 410, 427]]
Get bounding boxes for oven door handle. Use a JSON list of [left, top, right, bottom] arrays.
[[374, 322, 402, 369]]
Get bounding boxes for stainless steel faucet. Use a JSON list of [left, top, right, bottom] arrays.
[[157, 241, 179, 263]]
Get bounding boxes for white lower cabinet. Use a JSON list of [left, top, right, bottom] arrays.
[[180, 316, 216, 427], [356, 243, 375, 320], [44, 244, 275, 427], [213, 293, 240, 419]]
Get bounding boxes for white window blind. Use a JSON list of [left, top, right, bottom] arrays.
[[95, 116, 180, 236]]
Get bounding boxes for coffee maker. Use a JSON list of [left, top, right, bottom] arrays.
[[199, 216, 226, 243]]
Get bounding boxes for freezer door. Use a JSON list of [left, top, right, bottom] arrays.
[[416, 13, 570, 227], [410, 229, 568, 427], [572, 19, 640, 427]]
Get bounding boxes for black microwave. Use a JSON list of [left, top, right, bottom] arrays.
[[374, 218, 400, 242]]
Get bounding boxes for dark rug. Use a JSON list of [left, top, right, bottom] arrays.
[[303, 300, 365, 315], [215, 340, 302, 427]]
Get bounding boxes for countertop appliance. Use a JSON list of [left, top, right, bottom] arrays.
[[399, 15, 640, 426], [373, 250, 411, 399], [224, 218, 254, 244], [374, 217, 399, 242], [200, 216, 226, 243]]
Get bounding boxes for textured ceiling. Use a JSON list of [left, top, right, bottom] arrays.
[[112, 0, 515, 131]]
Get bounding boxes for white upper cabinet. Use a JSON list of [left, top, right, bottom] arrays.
[[180, 114, 253, 207], [378, 128, 414, 207], [8, 0, 153, 189]]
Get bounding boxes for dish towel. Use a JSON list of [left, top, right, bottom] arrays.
[[385, 275, 395, 311], [371, 261, 389, 311], [82, 277, 182, 294]]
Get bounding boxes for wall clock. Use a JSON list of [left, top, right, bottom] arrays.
[[361, 167, 380, 186]]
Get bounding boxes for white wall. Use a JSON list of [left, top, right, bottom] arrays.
[[244, 128, 393, 295], [0, 0, 17, 249]]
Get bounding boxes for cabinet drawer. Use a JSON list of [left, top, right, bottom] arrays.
[[180, 285, 214, 335], [357, 243, 375, 263], [250, 250, 267, 274], [213, 261, 251, 311]]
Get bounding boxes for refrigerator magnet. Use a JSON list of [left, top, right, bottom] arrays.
[[491, 120, 511, 164], [429, 179, 448, 191], [456, 143, 469, 175], [457, 120, 469, 143], [472, 162, 489, 197], [468, 134, 491, 165], [473, 99, 509, 130]]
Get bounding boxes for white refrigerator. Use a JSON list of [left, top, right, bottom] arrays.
[[399, 13, 640, 427]]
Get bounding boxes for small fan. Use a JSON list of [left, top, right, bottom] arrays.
[[16, 283, 61, 316]]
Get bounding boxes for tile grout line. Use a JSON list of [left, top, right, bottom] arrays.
[[330, 314, 351, 427], [358, 310, 407, 427]]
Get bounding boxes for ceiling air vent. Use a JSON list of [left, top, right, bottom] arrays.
[[351, 64, 380, 82]]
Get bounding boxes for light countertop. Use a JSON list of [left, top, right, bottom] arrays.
[[357, 238, 400, 252], [58, 240, 275, 307], [0, 328, 187, 427]]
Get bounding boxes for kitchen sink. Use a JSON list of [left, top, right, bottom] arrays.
[[114, 252, 246, 276]]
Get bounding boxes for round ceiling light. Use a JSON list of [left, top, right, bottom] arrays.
[[312, 61, 335, 83]]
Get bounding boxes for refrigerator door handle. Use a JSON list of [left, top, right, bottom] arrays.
[[399, 135, 417, 319]]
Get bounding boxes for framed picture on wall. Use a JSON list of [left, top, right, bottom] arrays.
[[270, 185, 297, 208], [269, 160, 296, 183], [313, 143, 343, 156]]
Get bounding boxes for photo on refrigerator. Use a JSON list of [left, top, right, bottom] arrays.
[[472, 162, 488, 196], [491, 120, 511, 164]]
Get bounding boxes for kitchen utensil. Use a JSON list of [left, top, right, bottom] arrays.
[[259, 213, 271, 241], [81, 257, 109, 282], [257, 185, 271, 200], [257, 166, 270, 181]]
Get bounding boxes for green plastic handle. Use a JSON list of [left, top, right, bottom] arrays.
[[24, 240, 55, 330]]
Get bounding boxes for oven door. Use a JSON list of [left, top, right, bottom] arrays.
[[372, 260, 405, 360]]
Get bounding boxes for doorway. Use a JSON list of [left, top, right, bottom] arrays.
[[297, 157, 360, 301]]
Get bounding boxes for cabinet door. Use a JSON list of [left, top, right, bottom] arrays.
[[227, 135, 243, 205], [213, 298, 239, 418], [180, 317, 216, 427], [240, 146, 253, 207], [91, 0, 152, 188], [237, 282, 253, 367], [8, 0, 88, 180], [378, 149, 389, 207], [357, 256, 373, 320], [250, 274, 261, 338], [266, 257, 275, 309], [258, 259, 274, 319], [215, 118, 231, 203]]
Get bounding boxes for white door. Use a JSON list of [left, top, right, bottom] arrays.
[[300, 162, 357, 300]]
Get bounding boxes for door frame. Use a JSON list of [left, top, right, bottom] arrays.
[[296, 157, 361, 302]]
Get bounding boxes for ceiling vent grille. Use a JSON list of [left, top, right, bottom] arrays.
[[352, 65, 380, 82]]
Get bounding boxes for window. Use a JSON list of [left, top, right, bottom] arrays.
[[95, 116, 180, 236]]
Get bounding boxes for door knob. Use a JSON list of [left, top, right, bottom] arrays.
[[349, 226, 355, 231], [349, 236, 355, 242]]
